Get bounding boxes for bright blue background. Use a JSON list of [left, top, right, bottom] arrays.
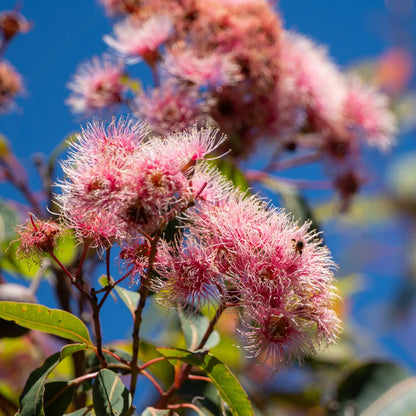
[[2, 0, 416, 403]]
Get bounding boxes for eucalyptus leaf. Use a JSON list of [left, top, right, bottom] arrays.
[[85, 348, 132, 375], [179, 311, 220, 351], [44, 381, 75, 416], [92, 369, 131, 416], [157, 348, 254, 416], [98, 275, 140, 316], [139, 340, 174, 389], [210, 159, 249, 192], [17, 344, 89, 416], [0, 201, 19, 242], [65, 408, 94, 416], [0, 301, 92, 344], [331, 361, 414, 416], [141, 408, 172, 416]]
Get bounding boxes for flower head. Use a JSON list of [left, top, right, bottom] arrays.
[[0, 10, 31, 41], [14, 215, 62, 262], [163, 47, 242, 89], [99, 0, 141, 16], [56, 118, 148, 246], [66, 56, 126, 116], [135, 81, 208, 135], [104, 15, 173, 64], [275, 31, 346, 137], [153, 186, 340, 366], [0, 61, 23, 112], [342, 76, 397, 151], [56, 118, 225, 245]]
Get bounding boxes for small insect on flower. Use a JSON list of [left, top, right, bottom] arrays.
[[291, 238, 304, 255]]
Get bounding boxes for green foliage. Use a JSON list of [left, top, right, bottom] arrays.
[[331, 361, 416, 416], [0, 201, 19, 242], [157, 348, 254, 416], [210, 159, 249, 192], [99, 275, 140, 318], [140, 409, 171, 416], [43, 381, 76, 416], [17, 344, 89, 416], [65, 409, 93, 416], [92, 369, 131, 416], [139, 340, 175, 389], [85, 348, 132, 375], [179, 311, 220, 351], [0, 302, 92, 344]]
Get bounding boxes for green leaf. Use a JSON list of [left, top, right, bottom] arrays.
[[18, 344, 89, 416], [0, 200, 19, 242], [92, 369, 131, 416], [98, 275, 140, 317], [157, 348, 254, 416], [141, 408, 171, 416], [48, 133, 78, 174], [0, 302, 92, 344], [55, 232, 78, 266], [331, 361, 415, 416], [210, 159, 249, 192], [44, 381, 75, 416], [65, 408, 93, 416], [0, 240, 40, 278], [139, 340, 174, 389], [85, 348, 132, 375], [179, 311, 220, 351], [362, 378, 416, 416]]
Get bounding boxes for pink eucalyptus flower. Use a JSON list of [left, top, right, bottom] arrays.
[[342, 76, 397, 151], [0, 61, 23, 112], [180, 192, 340, 366], [99, 0, 141, 16], [56, 118, 148, 246], [276, 31, 347, 137], [14, 215, 62, 262], [153, 237, 222, 311], [56, 118, 225, 244], [163, 47, 242, 89], [66, 56, 126, 116], [135, 81, 208, 135], [104, 15, 173, 64]]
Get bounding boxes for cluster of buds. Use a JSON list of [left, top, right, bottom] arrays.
[[67, 0, 397, 208]]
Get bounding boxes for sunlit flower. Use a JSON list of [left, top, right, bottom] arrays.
[[153, 237, 222, 311], [104, 15, 173, 64], [56, 118, 225, 244], [0, 61, 23, 112], [14, 215, 62, 262], [135, 81, 208, 135], [155, 188, 340, 366], [56, 118, 147, 246], [342, 76, 397, 151], [275, 31, 346, 137], [99, 0, 141, 16], [66, 56, 126, 116], [163, 47, 242, 89]]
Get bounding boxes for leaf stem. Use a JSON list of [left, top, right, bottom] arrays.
[[155, 302, 227, 409]]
